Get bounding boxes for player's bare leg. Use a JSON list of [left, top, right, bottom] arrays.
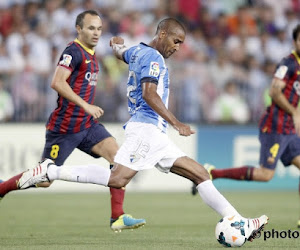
[[91, 137, 146, 232]]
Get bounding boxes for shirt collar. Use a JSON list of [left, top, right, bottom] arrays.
[[74, 38, 95, 55], [292, 50, 300, 65]]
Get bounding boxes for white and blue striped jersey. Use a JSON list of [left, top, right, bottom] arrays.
[[123, 43, 169, 133]]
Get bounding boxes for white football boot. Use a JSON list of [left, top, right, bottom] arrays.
[[18, 159, 54, 189], [244, 215, 269, 242]]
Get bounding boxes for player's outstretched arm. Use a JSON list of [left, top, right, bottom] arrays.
[[269, 77, 300, 135], [142, 82, 195, 136], [110, 36, 128, 61], [51, 66, 104, 119]]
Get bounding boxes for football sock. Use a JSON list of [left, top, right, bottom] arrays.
[[47, 164, 111, 186], [211, 166, 254, 180], [196, 180, 240, 217], [109, 164, 125, 219], [0, 173, 23, 197]]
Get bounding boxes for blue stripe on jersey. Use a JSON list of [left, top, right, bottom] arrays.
[[80, 60, 96, 131], [271, 106, 278, 132], [69, 50, 91, 131]]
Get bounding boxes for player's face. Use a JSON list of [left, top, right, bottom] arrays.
[[77, 14, 102, 49], [159, 28, 185, 58], [294, 33, 300, 54]]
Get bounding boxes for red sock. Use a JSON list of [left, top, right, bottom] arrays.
[[211, 166, 254, 180], [0, 173, 23, 197], [110, 187, 125, 219], [109, 164, 125, 219]]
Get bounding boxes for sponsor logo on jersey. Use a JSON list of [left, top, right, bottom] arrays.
[[85, 72, 98, 86], [149, 62, 160, 77], [293, 81, 300, 96], [59, 54, 72, 67], [274, 65, 288, 79], [85, 59, 91, 64]]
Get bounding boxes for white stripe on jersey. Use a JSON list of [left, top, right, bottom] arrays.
[[157, 67, 167, 131]]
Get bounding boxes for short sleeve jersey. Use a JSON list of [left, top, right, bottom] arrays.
[[123, 43, 169, 133], [260, 51, 300, 134], [46, 39, 99, 134]]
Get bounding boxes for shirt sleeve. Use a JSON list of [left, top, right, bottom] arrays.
[[57, 45, 80, 72], [274, 57, 296, 81], [123, 46, 136, 64], [140, 50, 163, 85]]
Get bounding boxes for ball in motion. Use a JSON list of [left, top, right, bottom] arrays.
[[215, 215, 247, 247]]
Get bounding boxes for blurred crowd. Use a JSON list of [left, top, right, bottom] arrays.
[[0, 0, 299, 124]]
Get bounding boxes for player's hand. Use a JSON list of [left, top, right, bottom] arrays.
[[173, 121, 195, 136], [110, 36, 124, 46], [292, 110, 300, 136], [84, 104, 104, 119]]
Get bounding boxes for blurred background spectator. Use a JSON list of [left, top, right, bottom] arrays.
[[0, 0, 297, 124]]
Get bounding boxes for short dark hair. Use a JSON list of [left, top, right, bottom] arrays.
[[292, 24, 300, 41], [75, 10, 100, 28], [155, 18, 185, 35]]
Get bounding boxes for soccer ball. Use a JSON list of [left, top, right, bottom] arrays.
[[215, 215, 247, 247]]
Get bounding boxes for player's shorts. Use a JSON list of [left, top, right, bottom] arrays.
[[114, 122, 186, 173], [259, 131, 300, 169], [42, 122, 112, 165]]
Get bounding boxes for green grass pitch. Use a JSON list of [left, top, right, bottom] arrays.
[[0, 190, 298, 249]]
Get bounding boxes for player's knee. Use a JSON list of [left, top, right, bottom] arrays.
[[193, 169, 210, 185], [255, 168, 274, 182], [108, 176, 129, 189]]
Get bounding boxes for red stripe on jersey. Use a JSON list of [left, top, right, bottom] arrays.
[[276, 108, 284, 134], [282, 65, 298, 134], [73, 49, 91, 133], [264, 104, 274, 133], [46, 96, 64, 131]]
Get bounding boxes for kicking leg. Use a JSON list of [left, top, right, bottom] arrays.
[[171, 156, 269, 242]]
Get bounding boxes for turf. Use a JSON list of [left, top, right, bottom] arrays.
[[0, 191, 298, 249]]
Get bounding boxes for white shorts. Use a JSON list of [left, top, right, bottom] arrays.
[[114, 122, 186, 173]]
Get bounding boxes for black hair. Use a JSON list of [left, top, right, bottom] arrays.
[[155, 17, 185, 35], [292, 24, 300, 41], [75, 10, 100, 28]]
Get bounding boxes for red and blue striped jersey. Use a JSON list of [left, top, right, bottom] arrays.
[[260, 51, 300, 134], [46, 39, 99, 134]]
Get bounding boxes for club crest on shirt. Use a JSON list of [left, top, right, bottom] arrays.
[[59, 54, 72, 67], [274, 65, 288, 79], [130, 153, 140, 163], [149, 62, 160, 77]]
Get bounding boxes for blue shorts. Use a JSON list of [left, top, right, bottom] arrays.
[[259, 131, 300, 169], [42, 122, 112, 165]]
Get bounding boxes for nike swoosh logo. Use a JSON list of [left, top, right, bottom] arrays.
[[85, 60, 91, 64]]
